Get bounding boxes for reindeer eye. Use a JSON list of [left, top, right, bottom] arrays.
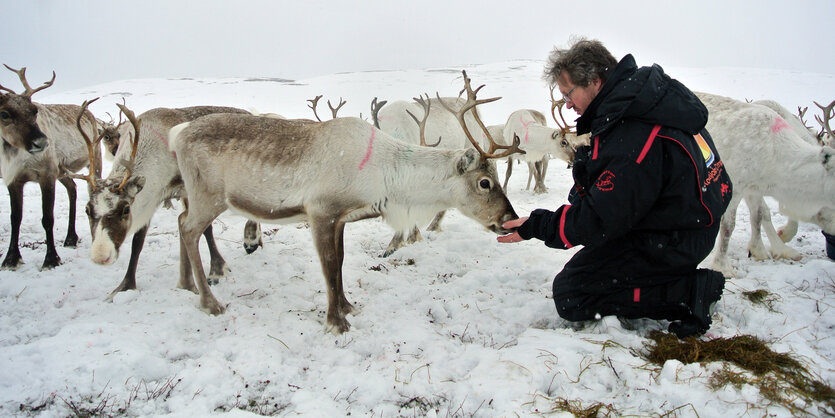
[[85, 204, 92, 217], [479, 179, 491, 190], [0, 111, 9, 120], [561, 140, 568, 147], [122, 206, 130, 216]]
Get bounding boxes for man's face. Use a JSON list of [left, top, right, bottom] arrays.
[[557, 71, 601, 116]]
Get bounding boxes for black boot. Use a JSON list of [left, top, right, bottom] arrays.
[[668, 269, 725, 338]]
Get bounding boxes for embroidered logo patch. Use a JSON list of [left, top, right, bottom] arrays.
[[595, 170, 615, 191], [693, 133, 715, 167]]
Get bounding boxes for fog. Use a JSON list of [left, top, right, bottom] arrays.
[[3, 0, 834, 93]]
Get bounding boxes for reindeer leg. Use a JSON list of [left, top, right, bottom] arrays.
[[745, 196, 770, 260], [712, 195, 741, 277], [1, 181, 25, 270], [311, 215, 351, 334], [242, 220, 263, 254], [503, 157, 513, 192], [753, 197, 801, 261], [58, 176, 79, 248], [334, 219, 357, 317], [383, 230, 405, 258], [204, 224, 230, 285], [406, 225, 422, 244], [106, 225, 147, 301], [533, 159, 548, 194], [526, 161, 534, 191], [426, 210, 446, 232], [179, 208, 225, 315], [777, 219, 799, 243], [38, 179, 61, 270]]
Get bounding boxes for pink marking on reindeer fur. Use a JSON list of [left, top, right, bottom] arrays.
[[519, 114, 534, 143], [358, 126, 375, 170], [771, 116, 791, 134], [148, 125, 177, 158]]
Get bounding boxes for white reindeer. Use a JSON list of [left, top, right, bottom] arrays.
[[498, 103, 580, 194], [69, 102, 251, 299], [169, 71, 523, 333], [748, 99, 835, 246], [0, 65, 100, 270], [696, 92, 835, 276]]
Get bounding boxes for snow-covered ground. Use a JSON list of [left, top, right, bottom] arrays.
[[1, 61, 833, 416]]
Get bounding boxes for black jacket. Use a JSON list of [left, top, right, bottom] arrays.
[[518, 54, 732, 250]]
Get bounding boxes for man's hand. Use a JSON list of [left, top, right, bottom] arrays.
[[497, 217, 529, 243]]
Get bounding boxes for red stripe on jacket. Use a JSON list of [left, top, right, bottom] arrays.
[[559, 205, 573, 249], [636, 125, 662, 164]]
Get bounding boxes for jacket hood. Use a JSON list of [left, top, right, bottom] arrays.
[[576, 54, 708, 136]]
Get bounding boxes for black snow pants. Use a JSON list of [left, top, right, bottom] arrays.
[[552, 223, 721, 322]]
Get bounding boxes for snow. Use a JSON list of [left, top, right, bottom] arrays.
[[1, 60, 834, 417]]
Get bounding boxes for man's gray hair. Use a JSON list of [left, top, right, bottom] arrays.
[[544, 37, 618, 87]]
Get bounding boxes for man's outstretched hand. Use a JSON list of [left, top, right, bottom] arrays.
[[497, 217, 529, 243]]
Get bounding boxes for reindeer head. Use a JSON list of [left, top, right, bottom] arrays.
[[0, 65, 56, 153], [434, 70, 525, 233], [549, 85, 589, 165], [75, 102, 144, 265]]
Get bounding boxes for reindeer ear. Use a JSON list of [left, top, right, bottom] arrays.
[[821, 146, 835, 171], [457, 149, 480, 174], [124, 176, 146, 198]]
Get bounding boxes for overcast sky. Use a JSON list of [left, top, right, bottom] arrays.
[[3, 1, 834, 93]]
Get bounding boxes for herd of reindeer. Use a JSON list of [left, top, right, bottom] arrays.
[[1, 64, 834, 334]]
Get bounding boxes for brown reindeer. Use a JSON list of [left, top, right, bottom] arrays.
[[0, 65, 101, 270], [169, 71, 523, 333]]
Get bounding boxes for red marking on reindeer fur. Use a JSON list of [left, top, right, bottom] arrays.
[[358, 126, 375, 170], [771, 117, 791, 133], [148, 126, 176, 159], [519, 114, 534, 143]]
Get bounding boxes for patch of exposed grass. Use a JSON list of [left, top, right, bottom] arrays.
[[642, 331, 834, 415], [547, 397, 615, 417], [742, 288, 780, 312]]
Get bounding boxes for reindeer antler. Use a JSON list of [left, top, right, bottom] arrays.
[[370, 97, 387, 128], [327, 97, 347, 119], [549, 85, 575, 135], [405, 94, 441, 147], [437, 70, 524, 160], [113, 103, 140, 192], [814, 100, 835, 141], [64, 97, 106, 189], [307, 95, 323, 122], [3, 64, 56, 98]]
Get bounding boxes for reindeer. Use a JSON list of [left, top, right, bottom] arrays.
[[169, 70, 523, 333], [746, 99, 835, 248], [0, 65, 101, 270], [695, 92, 835, 276], [68, 102, 252, 299], [498, 93, 583, 194]]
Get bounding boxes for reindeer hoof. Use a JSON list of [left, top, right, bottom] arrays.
[[41, 255, 61, 270], [1, 254, 22, 271], [63, 234, 79, 248], [200, 298, 226, 315], [326, 314, 351, 334]]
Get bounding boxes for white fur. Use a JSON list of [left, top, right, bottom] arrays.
[[697, 92, 835, 275]]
